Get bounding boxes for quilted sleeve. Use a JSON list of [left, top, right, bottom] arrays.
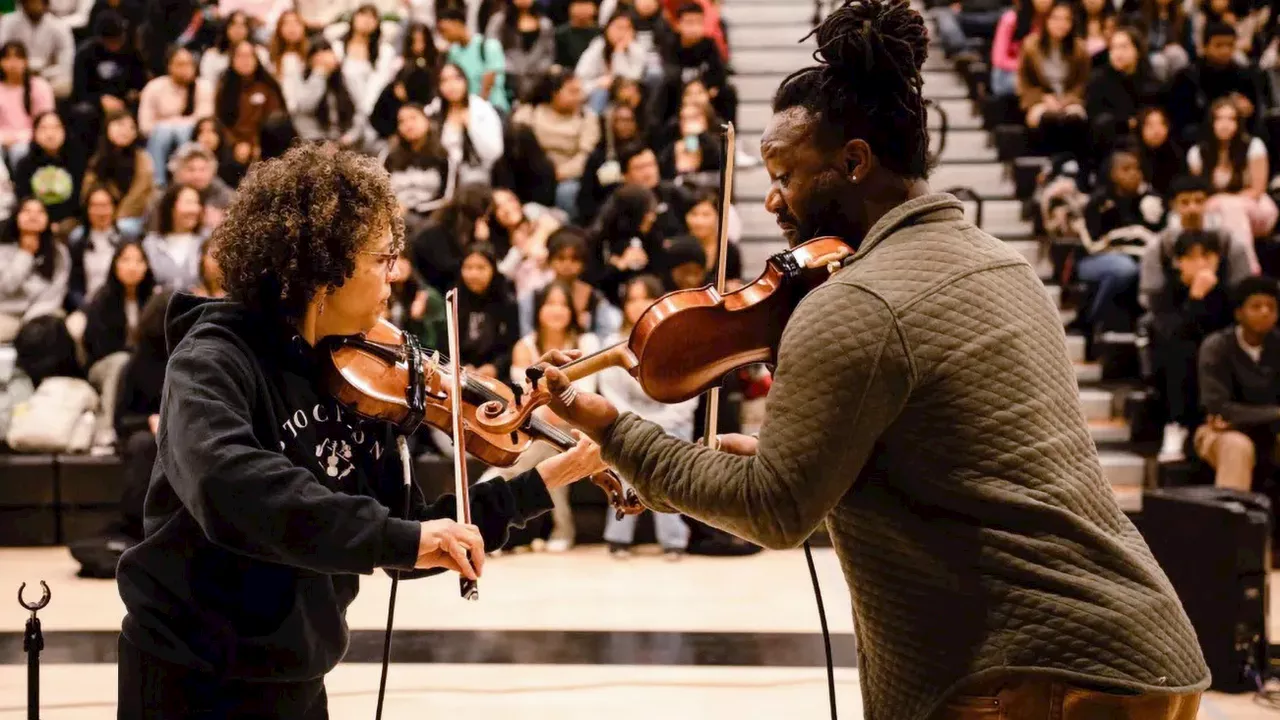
[[600, 282, 914, 549]]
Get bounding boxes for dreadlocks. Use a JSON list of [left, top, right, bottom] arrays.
[[773, 0, 932, 179]]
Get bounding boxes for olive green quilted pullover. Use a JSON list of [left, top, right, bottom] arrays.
[[600, 193, 1210, 720]]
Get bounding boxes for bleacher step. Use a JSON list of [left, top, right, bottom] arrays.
[[723, 3, 821, 26], [954, 197, 1033, 238], [1065, 332, 1084, 363], [1076, 362, 1102, 384], [731, 24, 815, 49], [731, 47, 821, 74], [737, 98, 981, 134], [1101, 450, 1146, 488], [1090, 418, 1132, 444], [928, 163, 1014, 199], [1079, 388, 1114, 422]]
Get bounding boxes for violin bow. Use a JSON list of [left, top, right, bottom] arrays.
[[444, 289, 479, 601], [704, 122, 736, 450]]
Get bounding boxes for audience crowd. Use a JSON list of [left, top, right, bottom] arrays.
[[931, 0, 1280, 494], [0, 0, 766, 559]]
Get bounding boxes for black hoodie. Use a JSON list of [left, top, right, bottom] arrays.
[[116, 293, 554, 681]]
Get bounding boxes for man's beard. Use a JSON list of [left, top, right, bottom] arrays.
[[793, 173, 861, 248]]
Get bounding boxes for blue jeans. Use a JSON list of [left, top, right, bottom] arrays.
[[554, 179, 581, 222], [604, 505, 690, 551], [586, 87, 610, 115], [1074, 252, 1139, 325], [116, 216, 146, 240], [147, 122, 194, 186], [990, 67, 1017, 97], [930, 8, 1005, 55]]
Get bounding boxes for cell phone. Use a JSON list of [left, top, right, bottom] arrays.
[[683, 135, 698, 152]]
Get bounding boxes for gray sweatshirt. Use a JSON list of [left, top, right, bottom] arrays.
[[600, 194, 1210, 719], [0, 242, 69, 322]]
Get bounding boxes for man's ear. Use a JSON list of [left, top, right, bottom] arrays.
[[843, 139, 873, 183]]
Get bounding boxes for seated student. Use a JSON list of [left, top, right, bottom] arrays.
[[68, 11, 146, 150], [82, 109, 153, 238], [436, 6, 508, 115], [599, 273, 695, 559], [1016, 1, 1090, 158], [14, 111, 83, 233], [409, 181, 493, 293], [331, 4, 398, 120], [0, 197, 65, 342], [489, 186, 560, 299], [512, 67, 600, 220], [214, 39, 288, 160], [65, 185, 123, 312], [589, 182, 666, 303], [385, 246, 445, 350], [428, 62, 504, 186], [1145, 230, 1237, 461], [555, 0, 601, 69], [0, 41, 56, 168], [578, 103, 644, 221], [1085, 27, 1165, 162], [112, 288, 171, 540], [508, 279, 602, 552], [614, 141, 689, 241], [485, 0, 555, 104], [1195, 276, 1280, 491], [1167, 23, 1262, 143], [667, 187, 739, 286], [575, 10, 647, 114], [290, 41, 366, 148], [137, 47, 213, 186], [82, 239, 154, 449], [1135, 106, 1184, 198], [656, 99, 720, 183], [1138, 0, 1193, 82], [518, 225, 620, 337], [141, 184, 206, 291], [163, 143, 235, 229], [490, 121, 559, 209], [664, 2, 752, 166], [0, 0, 75, 98], [1078, 148, 1167, 332], [384, 103, 453, 233], [1186, 97, 1276, 273], [1140, 175, 1252, 313], [455, 242, 519, 382]]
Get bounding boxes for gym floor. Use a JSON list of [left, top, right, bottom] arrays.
[[0, 546, 1272, 718]]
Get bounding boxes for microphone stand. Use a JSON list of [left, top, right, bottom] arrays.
[[18, 581, 50, 720]]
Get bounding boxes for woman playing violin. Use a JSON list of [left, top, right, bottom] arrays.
[[535, 2, 1208, 719], [114, 143, 606, 720]]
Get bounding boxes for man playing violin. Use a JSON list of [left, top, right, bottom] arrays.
[[534, 1, 1210, 719], [114, 144, 607, 719]]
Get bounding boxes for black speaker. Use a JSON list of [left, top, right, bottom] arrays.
[[1139, 487, 1270, 693]]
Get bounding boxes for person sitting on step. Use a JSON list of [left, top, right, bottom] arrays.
[[1194, 275, 1280, 491]]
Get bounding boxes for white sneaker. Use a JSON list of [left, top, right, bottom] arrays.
[[735, 148, 761, 168], [1159, 423, 1188, 462], [545, 538, 572, 553]]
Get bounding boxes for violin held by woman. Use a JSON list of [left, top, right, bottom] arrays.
[[322, 317, 644, 518]]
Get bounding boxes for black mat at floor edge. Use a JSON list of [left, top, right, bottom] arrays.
[[0, 629, 858, 668]]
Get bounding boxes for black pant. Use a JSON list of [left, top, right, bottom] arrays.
[[117, 634, 329, 719], [1149, 312, 1207, 429], [119, 430, 156, 540]]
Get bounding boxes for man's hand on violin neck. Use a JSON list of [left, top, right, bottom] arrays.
[[416, 519, 485, 579], [536, 429, 609, 490], [532, 350, 621, 444], [711, 433, 758, 456]]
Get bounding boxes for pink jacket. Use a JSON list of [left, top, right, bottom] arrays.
[[0, 76, 53, 147], [990, 10, 1023, 73]]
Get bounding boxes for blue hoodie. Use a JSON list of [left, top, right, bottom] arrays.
[[116, 292, 553, 681]]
